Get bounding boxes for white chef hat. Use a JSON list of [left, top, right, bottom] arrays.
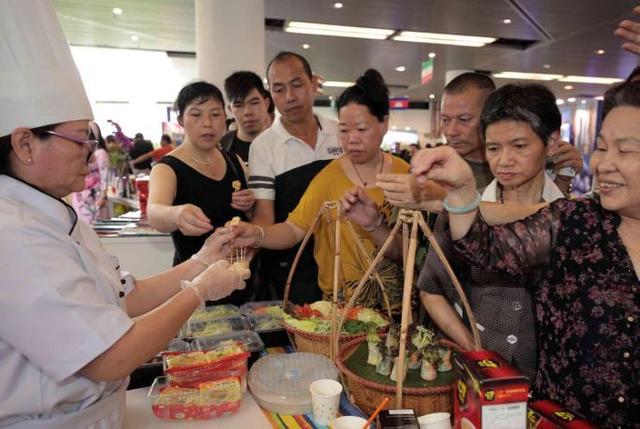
[[0, 0, 93, 138]]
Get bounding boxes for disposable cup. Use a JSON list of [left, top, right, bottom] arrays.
[[418, 412, 452, 429], [309, 379, 342, 425], [331, 415, 368, 429]]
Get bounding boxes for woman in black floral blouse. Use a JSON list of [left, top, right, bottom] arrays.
[[410, 81, 640, 428]]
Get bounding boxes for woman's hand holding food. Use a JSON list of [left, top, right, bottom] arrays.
[[231, 189, 255, 213], [175, 204, 213, 236]]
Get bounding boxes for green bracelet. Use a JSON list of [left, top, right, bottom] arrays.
[[442, 191, 481, 214]]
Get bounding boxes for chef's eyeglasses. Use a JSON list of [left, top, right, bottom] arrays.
[[44, 130, 98, 153]]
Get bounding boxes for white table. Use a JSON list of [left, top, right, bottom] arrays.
[[123, 388, 272, 428]]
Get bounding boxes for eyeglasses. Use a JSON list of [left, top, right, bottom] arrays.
[[45, 130, 98, 153]]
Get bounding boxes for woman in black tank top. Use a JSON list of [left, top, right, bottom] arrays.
[[147, 81, 255, 304]]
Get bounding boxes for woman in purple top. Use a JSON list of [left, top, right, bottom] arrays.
[[410, 81, 640, 428]]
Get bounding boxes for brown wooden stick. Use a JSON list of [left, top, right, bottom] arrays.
[[402, 221, 409, 266], [395, 212, 419, 408], [417, 214, 482, 350], [283, 205, 325, 309], [337, 219, 404, 338], [331, 208, 342, 362]]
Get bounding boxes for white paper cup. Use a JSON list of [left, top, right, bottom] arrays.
[[418, 412, 452, 429], [331, 415, 368, 429], [309, 379, 343, 425]]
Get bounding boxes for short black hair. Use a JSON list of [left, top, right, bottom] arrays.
[[224, 71, 269, 104], [626, 65, 640, 82], [266, 51, 313, 81], [174, 81, 225, 118], [480, 83, 560, 145], [444, 72, 496, 95], [336, 69, 390, 122], [106, 135, 117, 143], [160, 134, 171, 143], [603, 80, 640, 119]]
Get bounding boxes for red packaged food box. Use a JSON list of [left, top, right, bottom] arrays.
[[454, 350, 529, 429], [527, 400, 598, 428]]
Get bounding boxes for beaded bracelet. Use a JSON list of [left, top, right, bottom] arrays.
[[442, 191, 482, 214]]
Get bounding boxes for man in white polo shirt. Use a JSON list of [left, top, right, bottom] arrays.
[[249, 52, 341, 303]]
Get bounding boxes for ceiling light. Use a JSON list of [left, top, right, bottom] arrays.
[[581, 100, 587, 104], [493, 71, 563, 81], [503, 19, 512, 24], [404, 126, 411, 131], [563, 85, 574, 90], [556, 99, 565, 105], [395, 66, 406, 72], [392, 31, 496, 47], [568, 97, 576, 103], [559, 75, 623, 85], [322, 80, 354, 88], [329, 96, 334, 100], [391, 125, 398, 130], [429, 94, 435, 99], [112, 7, 123, 15], [595, 49, 605, 55], [594, 95, 604, 101], [543, 64, 551, 69], [428, 52, 436, 58], [333, 2, 343, 8], [130, 35, 139, 42], [302, 43, 310, 49], [286, 21, 394, 40]]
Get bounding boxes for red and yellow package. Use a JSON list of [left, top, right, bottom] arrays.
[[454, 350, 529, 429], [527, 400, 598, 428]]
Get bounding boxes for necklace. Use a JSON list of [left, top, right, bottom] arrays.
[[351, 152, 384, 187], [185, 146, 217, 165], [498, 182, 505, 204]]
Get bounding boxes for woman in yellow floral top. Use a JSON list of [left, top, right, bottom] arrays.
[[233, 69, 408, 311]]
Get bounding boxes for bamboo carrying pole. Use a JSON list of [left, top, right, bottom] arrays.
[[331, 208, 342, 361]]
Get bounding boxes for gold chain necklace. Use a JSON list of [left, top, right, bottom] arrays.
[[350, 151, 384, 187], [185, 146, 217, 165]]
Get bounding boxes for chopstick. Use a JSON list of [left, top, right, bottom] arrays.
[[362, 396, 390, 429]]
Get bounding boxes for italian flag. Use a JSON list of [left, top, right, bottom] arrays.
[[421, 59, 433, 85]]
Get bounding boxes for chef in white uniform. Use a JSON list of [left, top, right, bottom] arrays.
[[0, 1, 249, 427]]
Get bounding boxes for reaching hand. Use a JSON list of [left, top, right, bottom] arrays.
[[616, 5, 640, 55], [194, 227, 234, 266], [227, 220, 263, 248], [231, 189, 255, 213], [376, 173, 421, 208], [341, 186, 382, 230], [550, 141, 583, 175], [410, 146, 476, 192], [175, 204, 213, 236], [186, 260, 248, 303]]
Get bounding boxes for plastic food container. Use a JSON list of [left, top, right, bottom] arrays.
[[249, 314, 283, 333], [148, 376, 242, 420], [248, 352, 339, 415], [182, 316, 251, 339], [240, 300, 283, 315], [192, 330, 265, 353], [189, 304, 241, 322]]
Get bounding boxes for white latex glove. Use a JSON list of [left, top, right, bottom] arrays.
[[192, 227, 234, 266], [182, 260, 249, 303]]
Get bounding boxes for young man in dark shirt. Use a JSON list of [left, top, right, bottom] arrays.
[[220, 71, 272, 162]]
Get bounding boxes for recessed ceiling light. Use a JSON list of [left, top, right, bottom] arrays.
[[429, 94, 435, 99], [581, 100, 587, 104], [559, 75, 623, 85], [543, 64, 551, 69], [333, 2, 343, 9], [393, 31, 496, 47], [568, 97, 576, 103], [503, 18, 512, 24], [556, 99, 565, 105], [130, 35, 139, 42], [302, 43, 310, 49], [493, 71, 563, 81], [286, 21, 394, 40], [329, 96, 334, 100], [595, 49, 605, 55], [564, 85, 574, 90], [323, 80, 354, 87], [428, 52, 436, 58], [594, 95, 604, 101], [112, 7, 123, 15], [404, 126, 411, 131], [391, 125, 398, 130], [395, 66, 406, 72]]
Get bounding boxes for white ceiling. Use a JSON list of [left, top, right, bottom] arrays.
[[53, 0, 640, 99]]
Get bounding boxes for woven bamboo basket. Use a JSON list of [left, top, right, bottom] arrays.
[[282, 201, 393, 361], [335, 209, 482, 414]]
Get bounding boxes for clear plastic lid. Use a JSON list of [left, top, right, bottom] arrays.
[[248, 314, 283, 333], [239, 300, 283, 315], [182, 316, 251, 339], [189, 304, 241, 322], [248, 352, 339, 415], [192, 330, 264, 353]]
